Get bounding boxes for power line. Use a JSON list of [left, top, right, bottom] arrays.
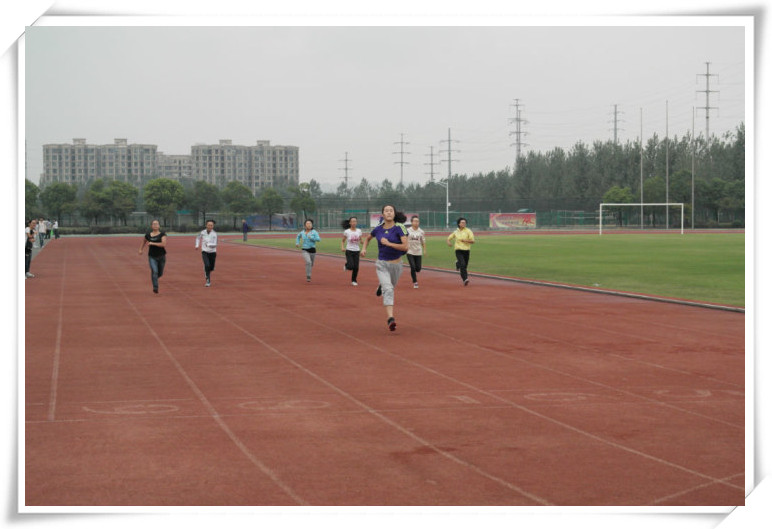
[[338, 152, 352, 188], [424, 145, 439, 182], [392, 132, 410, 186], [609, 104, 625, 144], [439, 128, 460, 181], [508, 98, 528, 169], [697, 61, 719, 140]]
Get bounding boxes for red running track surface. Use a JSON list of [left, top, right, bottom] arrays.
[[24, 235, 745, 507]]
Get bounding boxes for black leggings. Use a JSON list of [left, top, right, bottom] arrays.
[[202, 251, 217, 279], [345, 250, 360, 282], [455, 249, 470, 281], [407, 254, 422, 283]]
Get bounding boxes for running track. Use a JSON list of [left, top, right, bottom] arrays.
[[24, 235, 745, 507]]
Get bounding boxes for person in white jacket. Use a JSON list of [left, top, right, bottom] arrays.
[[195, 220, 218, 287]]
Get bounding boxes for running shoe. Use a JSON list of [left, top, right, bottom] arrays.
[[413, 282, 419, 289], [306, 276, 311, 282], [387, 317, 396, 331], [375, 285, 382, 296], [153, 287, 158, 294], [352, 281, 358, 286], [464, 279, 470, 286], [25, 272, 34, 278], [205, 280, 211, 287]]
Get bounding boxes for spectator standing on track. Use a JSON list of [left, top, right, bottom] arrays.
[[195, 220, 218, 287], [341, 216, 362, 286], [295, 219, 321, 282], [406, 215, 426, 289], [25, 219, 37, 278], [241, 219, 249, 242], [138, 219, 167, 294], [37, 218, 47, 247], [361, 205, 409, 331], [447, 217, 475, 286], [45, 219, 52, 239], [52, 219, 59, 239]]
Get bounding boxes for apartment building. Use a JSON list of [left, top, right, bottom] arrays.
[[191, 139, 299, 194], [39, 138, 299, 193], [40, 138, 158, 187], [157, 152, 193, 183]]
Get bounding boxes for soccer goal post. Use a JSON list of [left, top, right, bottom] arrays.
[[599, 203, 684, 235]]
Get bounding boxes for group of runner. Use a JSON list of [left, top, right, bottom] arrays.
[[137, 205, 474, 331], [295, 205, 475, 332], [138, 219, 218, 294], [24, 217, 61, 279]]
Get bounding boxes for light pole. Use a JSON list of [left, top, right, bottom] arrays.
[[438, 179, 449, 228]]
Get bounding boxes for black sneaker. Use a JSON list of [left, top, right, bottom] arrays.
[[153, 287, 158, 294], [387, 317, 396, 331], [463, 279, 470, 287], [376, 285, 382, 297]]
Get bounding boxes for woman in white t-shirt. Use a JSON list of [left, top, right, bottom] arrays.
[[406, 215, 426, 288], [340, 216, 363, 286]]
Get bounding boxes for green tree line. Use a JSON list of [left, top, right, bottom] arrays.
[[25, 177, 320, 231], [26, 122, 744, 229], [312, 123, 744, 227]]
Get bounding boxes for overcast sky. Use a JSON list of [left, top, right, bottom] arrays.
[[24, 23, 746, 189]]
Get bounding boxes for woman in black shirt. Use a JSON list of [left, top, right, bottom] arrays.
[[138, 219, 167, 293]]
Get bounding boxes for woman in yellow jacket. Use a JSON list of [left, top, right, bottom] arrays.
[[447, 217, 475, 286]]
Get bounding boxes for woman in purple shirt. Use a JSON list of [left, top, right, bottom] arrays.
[[361, 205, 409, 331]]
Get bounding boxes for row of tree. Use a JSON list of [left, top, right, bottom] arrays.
[[27, 122, 744, 229], [26, 178, 319, 230], [306, 123, 744, 224]]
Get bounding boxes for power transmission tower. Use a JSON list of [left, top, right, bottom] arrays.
[[696, 61, 719, 141], [609, 104, 624, 144], [508, 99, 528, 169], [424, 145, 439, 182], [392, 133, 410, 186], [438, 128, 459, 229], [338, 152, 352, 188], [439, 128, 460, 181]]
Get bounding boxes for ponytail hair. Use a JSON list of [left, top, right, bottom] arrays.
[[341, 216, 357, 230]]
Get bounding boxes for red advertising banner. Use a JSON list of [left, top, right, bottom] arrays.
[[489, 213, 536, 229]]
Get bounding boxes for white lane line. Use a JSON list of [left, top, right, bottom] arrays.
[[427, 324, 744, 430], [173, 286, 554, 506], [651, 472, 745, 504], [451, 395, 482, 404], [88, 247, 307, 506], [46, 245, 66, 422], [430, 300, 744, 390], [228, 293, 744, 495]]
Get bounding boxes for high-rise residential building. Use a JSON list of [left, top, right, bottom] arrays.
[[40, 138, 158, 187], [191, 139, 299, 194], [39, 138, 299, 193], [157, 152, 193, 183]]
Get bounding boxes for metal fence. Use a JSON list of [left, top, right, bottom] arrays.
[[56, 206, 744, 233]]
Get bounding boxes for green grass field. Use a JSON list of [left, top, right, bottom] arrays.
[[244, 232, 745, 307]]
